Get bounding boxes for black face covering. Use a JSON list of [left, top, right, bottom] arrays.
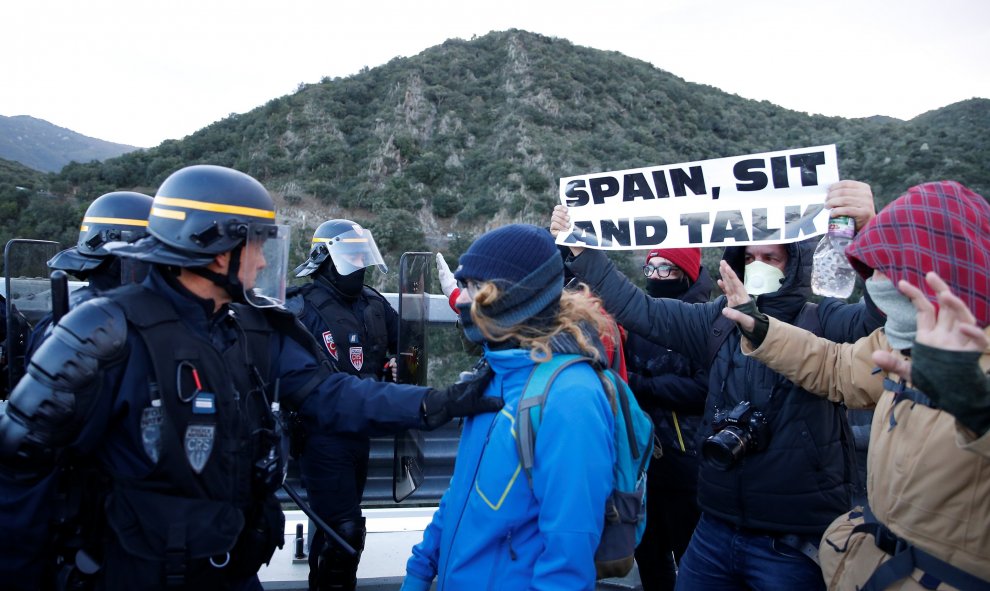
[[319, 262, 366, 298], [645, 276, 691, 299]]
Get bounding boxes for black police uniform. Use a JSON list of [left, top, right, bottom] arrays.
[[25, 190, 153, 363], [0, 268, 432, 591], [0, 165, 498, 591], [287, 273, 398, 591]]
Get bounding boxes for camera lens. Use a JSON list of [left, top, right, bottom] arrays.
[[702, 426, 748, 470]]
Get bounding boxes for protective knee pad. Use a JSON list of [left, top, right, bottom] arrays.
[[312, 517, 366, 591]]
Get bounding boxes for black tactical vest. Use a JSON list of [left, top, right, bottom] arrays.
[[297, 282, 390, 380], [101, 285, 287, 586]]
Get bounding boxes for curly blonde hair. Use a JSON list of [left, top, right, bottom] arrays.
[[469, 281, 613, 364]]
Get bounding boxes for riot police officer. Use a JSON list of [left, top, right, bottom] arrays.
[[25, 191, 154, 359], [287, 219, 398, 591], [48, 190, 155, 299], [0, 164, 499, 591]]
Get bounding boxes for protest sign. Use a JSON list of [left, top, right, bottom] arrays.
[[556, 145, 839, 250]]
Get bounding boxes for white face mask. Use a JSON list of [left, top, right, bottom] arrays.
[[744, 261, 785, 295]]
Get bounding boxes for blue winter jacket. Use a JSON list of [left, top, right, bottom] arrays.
[[403, 346, 615, 591]]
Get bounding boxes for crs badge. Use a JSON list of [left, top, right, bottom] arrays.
[[349, 346, 364, 371], [322, 331, 338, 360], [184, 424, 215, 474]]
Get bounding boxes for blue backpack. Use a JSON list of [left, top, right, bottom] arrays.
[[515, 353, 654, 579]]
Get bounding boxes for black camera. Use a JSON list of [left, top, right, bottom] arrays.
[[702, 401, 770, 470]]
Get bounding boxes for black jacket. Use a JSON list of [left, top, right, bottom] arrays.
[[568, 241, 884, 535], [625, 267, 712, 479]]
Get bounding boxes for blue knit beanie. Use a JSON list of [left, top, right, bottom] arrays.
[[454, 224, 564, 341], [455, 224, 561, 285]]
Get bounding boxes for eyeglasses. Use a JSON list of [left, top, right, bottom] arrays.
[[456, 278, 482, 298], [642, 264, 680, 278]]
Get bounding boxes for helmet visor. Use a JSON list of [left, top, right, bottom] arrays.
[[324, 228, 388, 276], [242, 223, 290, 308]]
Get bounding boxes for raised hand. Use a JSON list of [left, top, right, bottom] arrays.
[[872, 272, 989, 376], [436, 252, 457, 299], [825, 180, 876, 232], [719, 260, 756, 334], [550, 204, 584, 256]]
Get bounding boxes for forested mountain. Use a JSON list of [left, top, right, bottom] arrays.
[[2, 29, 988, 284], [0, 115, 139, 173]]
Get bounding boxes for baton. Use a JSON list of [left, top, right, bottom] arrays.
[[51, 270, 70, 325], [281, 482, 357, 556]]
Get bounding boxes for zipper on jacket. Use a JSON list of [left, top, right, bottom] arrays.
[[485, 531, 517, 591], [441, 408, 501, 591]]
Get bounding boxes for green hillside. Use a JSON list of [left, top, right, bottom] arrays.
[[4, 29, 988, 284]]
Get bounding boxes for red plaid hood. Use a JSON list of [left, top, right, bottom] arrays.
[[846, 181, 990, 327]]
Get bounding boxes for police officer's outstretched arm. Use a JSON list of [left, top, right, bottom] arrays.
[[420, 364, 499, 430], [277, 334, 500, 435]]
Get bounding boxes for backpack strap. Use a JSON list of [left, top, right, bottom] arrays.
[[854, 504, 990, 591], [515, 354, 588, 487], [603, 366, 653, 478]]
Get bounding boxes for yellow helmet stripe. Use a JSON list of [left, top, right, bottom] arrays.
[[82, 216, 150, 227], [154, 196, 275, 219], [151, 207, 186, 220], [312, 237, 369, 244]]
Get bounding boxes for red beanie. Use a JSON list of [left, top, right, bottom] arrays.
[[645, 248, 702, 282]]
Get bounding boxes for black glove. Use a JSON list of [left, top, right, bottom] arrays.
[[421, 365, 502, 430], [912, 343, 990, 437], [731, 297, 770, 348]]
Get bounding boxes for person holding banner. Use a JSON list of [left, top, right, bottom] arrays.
[[719, 180, 990, 591], [625, 247, 712, 591], [549, 179, 884, 591]]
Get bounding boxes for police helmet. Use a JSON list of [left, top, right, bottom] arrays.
[[111, 165, 290, 307], [294, 219, 388, 277], [48, 191, 153, 272]]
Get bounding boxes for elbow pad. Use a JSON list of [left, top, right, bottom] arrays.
[[0, 298, 127, 478]]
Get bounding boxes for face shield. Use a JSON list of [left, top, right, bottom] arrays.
[[322, 227, 388, 276], [241, 223, 290, 308]]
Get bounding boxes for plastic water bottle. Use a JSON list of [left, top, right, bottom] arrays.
[[812, 215, 858, 298]]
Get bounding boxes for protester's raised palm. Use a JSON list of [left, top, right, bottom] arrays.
[[718, 260, 756, 333], [872, 272, 988, 377]]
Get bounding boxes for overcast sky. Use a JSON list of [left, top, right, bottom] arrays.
[[2, 0, 988, 148]]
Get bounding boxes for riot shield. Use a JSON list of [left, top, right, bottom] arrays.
[[392, 252, 432, 502], [3, 239, 60, 397]]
